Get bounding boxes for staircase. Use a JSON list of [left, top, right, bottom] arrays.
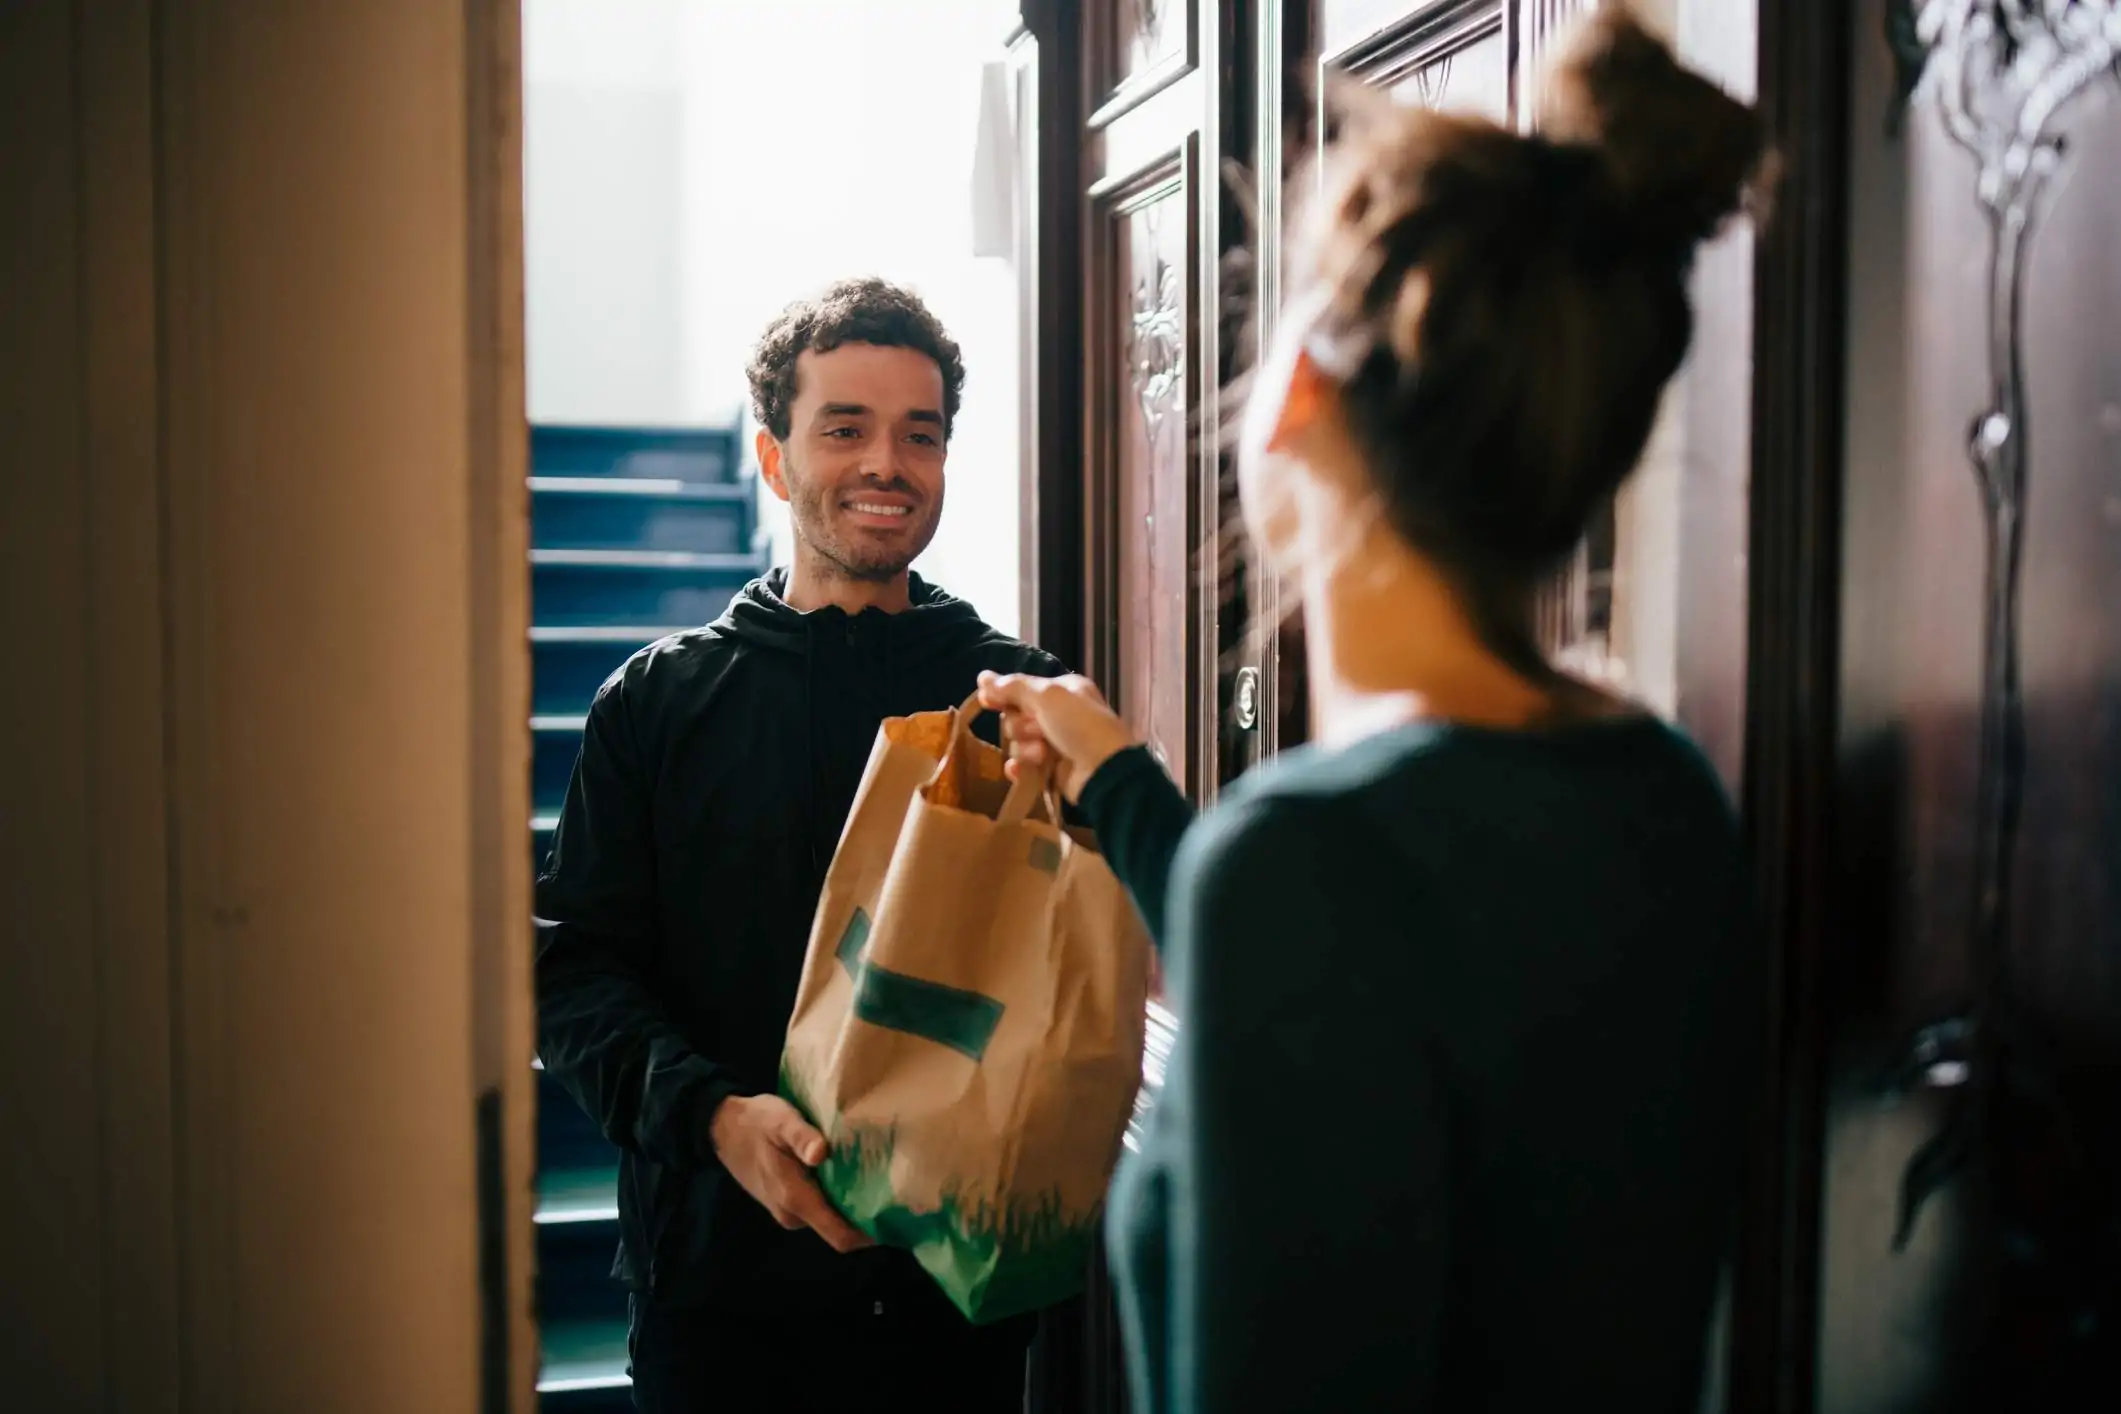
[[530, 424, 769, 1411]]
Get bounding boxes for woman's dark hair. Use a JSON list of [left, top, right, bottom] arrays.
[[747, 277, 966, 442], [1289, 7, 1773, 657]]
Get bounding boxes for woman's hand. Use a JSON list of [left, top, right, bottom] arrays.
[[977, 671, 1138, 804]]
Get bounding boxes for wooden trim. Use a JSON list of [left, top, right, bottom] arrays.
[[153, 2, 241, 1395], [1188, 112, 1219, 800], [461, 1, 535, 1410], [76, 0, 183, 1403], [1010, 28, 1046, 647], [1248, 0, 1289, 766], [1240, 0, 1318, 764], [1324, 0, 1503, 88], [1015, 6, 1087, 671], [1726, 1, 1852, 1410], [1087, 0, 1202, 129]]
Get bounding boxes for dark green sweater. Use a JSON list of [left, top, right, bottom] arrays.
[[1078, 719, 1759, 1413]]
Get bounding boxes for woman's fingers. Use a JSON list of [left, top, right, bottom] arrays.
[[1002, 740, 1052, 782], [977, 670, 1031, 714], [980, 672, 1131, 804]]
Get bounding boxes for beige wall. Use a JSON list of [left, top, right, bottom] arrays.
[[0, 2, 534, 1409]]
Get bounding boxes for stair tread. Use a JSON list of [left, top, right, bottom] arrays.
[[537, 1164, 620, 1225], [534, 422, 731, 441], [539, 1316, 631, 1393], [532, 548, 762, 572], [529, 425, 744, 1407], [532, 714, 589, 735], [530, 625, 694, 644], [531, 476, 752, 501]]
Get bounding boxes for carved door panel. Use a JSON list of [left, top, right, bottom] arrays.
[[1091, 149, 1199, 794], [1082, 0, 1231, 803], [1813, 2, 2121, 1407]]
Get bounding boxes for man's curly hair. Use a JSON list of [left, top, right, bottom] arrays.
[[746, 278, 966, 443]]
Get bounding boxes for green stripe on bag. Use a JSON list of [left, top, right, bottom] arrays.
[[834, 909, 1005, 1061]]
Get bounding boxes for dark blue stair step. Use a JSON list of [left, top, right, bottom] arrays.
[[532, 476, 755, 555], [538, 1164, 621, 1228], [530, 626, 685, 718], [536, 1057, 621, 1177], [532, 424, 740, 484], [532, 549, 759, 629], [536, 1192, 625, 1327], [533, 718, 586, 816], [534, 1074, 630, 1407], [538, 1315, 631, 1409]]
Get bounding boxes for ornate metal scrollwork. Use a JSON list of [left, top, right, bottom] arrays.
[[1877, 0, 2120, 1295]]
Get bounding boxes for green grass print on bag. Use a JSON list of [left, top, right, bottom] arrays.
[[780, 1060, 1105, 1323]]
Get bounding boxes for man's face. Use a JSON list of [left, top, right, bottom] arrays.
[[758, 343, 947, 582]]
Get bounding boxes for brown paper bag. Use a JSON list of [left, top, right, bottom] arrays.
[[779, 691, 1152, 1323]]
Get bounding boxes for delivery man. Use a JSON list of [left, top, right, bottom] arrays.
[[535, 278, 1063, 1412]]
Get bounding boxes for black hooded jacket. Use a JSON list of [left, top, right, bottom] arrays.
[[534, 570, 1063, 1316]]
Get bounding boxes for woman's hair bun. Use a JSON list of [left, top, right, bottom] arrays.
[[1538, 4, 1775, 250]]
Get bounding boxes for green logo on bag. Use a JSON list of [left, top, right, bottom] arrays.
[[835, 908, 1004, 1062]]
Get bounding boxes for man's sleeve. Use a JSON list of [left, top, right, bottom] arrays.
[[534, 669, 742, 1170]]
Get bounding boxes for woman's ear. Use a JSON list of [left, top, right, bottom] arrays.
[[1266, 349, 1333, 454]]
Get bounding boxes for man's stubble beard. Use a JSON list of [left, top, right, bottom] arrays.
[[785, 456, 943, 585]]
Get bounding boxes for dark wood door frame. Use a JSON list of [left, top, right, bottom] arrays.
[[1727, 1, 1852, 1410], [1012, 0, 1088, 675]]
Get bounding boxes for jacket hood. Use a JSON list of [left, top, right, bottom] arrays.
[[714, 568, 993, 664]]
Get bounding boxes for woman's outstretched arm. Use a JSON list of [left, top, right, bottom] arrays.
[[978, 669, 1197, 946]]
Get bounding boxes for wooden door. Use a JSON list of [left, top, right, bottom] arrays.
[[1016, 0, 1297, 1405], [1078, 0, 1236, 801], [1806, 1, 2121, 1406]]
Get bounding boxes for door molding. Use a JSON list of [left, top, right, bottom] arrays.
[[1323, 0, 1506, 94], [1011, 3, 1088, 671], [1727, 1, 1853, 1410]]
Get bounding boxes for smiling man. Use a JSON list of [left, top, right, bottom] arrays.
[[535, 278, 1062, 1412]]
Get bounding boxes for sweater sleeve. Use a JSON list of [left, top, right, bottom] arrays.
[[1117, 795, 1452, 1413], [533, 671, 742, 1171], [1076, 745, 1197, 948]]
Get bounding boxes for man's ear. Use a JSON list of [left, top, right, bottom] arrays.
[[1266, 350, 1333, 455], [755, 428, 791, 504]]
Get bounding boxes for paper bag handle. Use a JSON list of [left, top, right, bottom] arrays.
[[943, 689, 1061, 827]]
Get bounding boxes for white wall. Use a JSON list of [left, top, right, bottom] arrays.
[[525, 0, 1026, 634], [524, 2, 696, 425]]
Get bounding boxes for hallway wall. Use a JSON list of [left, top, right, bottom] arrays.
[[524, 0, 1030, 634], [0, 2, 535, 1408]]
